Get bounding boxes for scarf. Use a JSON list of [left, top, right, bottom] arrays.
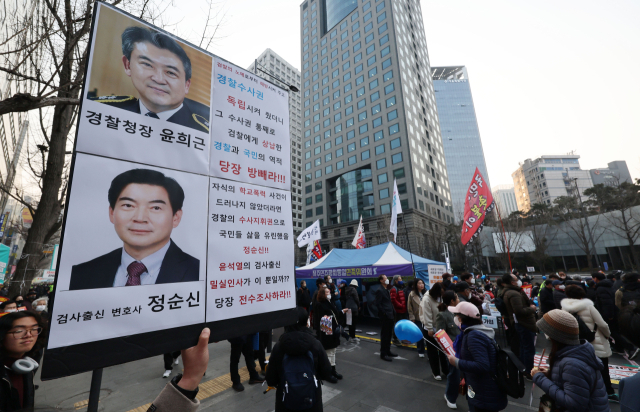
[[452, 324, 468, 358]]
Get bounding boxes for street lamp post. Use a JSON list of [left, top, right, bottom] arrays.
[[253, 60, 299, 92]]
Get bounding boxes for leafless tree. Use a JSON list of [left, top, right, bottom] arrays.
[[0, 0, 225, 296], [554, 196, 604, 270]]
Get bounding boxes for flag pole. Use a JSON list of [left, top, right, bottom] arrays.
[[494, 204, 512, 273], [402, 216, 416, 277]]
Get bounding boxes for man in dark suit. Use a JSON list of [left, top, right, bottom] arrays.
[[89, 26, 209, 133], [69, 168, 199, 290]]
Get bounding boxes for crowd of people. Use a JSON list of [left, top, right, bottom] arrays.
[[2, 268, 640, 412]]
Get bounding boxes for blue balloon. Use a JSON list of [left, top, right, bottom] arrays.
[[453, 276, 459, 281], [394, 319, 423, 343], [481, 275, 486, 279], [542, 276, 547, 280]]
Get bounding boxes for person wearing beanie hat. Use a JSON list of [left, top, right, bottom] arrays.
[[445, 302, 508, 412], [532, 310, 610, 412]]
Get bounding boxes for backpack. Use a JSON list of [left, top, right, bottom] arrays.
[[571, 313, 596, 342], [492, 341, 527, 399], [280, 351, 318, 411], [494, 295, 508, 318]]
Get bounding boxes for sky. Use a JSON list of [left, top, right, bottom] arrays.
[[82, 0, 640, 189]]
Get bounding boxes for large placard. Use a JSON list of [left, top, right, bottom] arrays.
[[207, 178, 295, 321], [43, 1, 296, 380]]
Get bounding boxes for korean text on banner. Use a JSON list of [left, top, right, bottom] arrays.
[[207, 178, 295, 322], [522, 284, 532, 299], [461, 168, 495, 245], [209, 59, 291, 191], [435, 329, 456, 356], [427, 264, 445, 289], [482, 315, 498, 329], [297, 220, 321, 248]]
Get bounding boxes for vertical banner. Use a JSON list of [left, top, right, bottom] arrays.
[[435, 329, 456, 356], [43, 2, 296, 380], [461, 168, 495, 245]]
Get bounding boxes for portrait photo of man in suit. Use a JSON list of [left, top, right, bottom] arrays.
[[69, 168, 200, 290], [89, 26, 210, 133]]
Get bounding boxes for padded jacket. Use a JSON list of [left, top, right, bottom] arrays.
[[594, 280, 616, 321], [533, 341, 610, 412], [390, 286, 407, 314], [454, 325, 508, 411], [419, 293, 440, 331], [503, 285, 537, 333], [561, 298, 611, 358]]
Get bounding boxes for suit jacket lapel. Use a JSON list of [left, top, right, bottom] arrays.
[[156, 239, 187, 284], [103, 248, 123, 288]]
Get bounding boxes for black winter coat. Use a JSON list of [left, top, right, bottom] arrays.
[[553, 289, 566, 309], [314, 300, 344, 350], [594, 279, 616, 321], [344, 286, 360, 315], [539, 286, 556, 314], [1, 364, 35, 411], [374, 286, 394, 319], [265, 329, 333, 412], [297, 287, 311, 309]]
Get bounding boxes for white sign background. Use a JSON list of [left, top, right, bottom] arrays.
[[209, 59, 290, 191], [428, 264, 446, 289], [49, 154, 208, 349], [206, 178, 295, 321]]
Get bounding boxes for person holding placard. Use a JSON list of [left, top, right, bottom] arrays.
[[69, 169, 199, 290]]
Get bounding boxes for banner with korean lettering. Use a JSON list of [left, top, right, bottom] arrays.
[[209, 60, 290, 191], [43, 2, 296, 380], [207, 178, 294, 321], [461, 168, 495, 245]]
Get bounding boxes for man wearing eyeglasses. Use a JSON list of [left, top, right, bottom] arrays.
[[0, 311, 45, 411]]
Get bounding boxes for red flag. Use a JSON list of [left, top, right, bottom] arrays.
[[461, 168, 495, 245]]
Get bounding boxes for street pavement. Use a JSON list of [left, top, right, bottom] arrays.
[[34, 321, 632, 412]]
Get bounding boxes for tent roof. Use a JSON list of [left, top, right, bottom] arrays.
[[298, 242, 445, 272]]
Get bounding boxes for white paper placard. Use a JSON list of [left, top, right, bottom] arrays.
[[206, 177, 295, 322], [428, 264, 446, 288], [209, 59, 290, 190]]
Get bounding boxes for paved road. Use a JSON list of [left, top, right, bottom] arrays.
[[35, 323, 632, 412]]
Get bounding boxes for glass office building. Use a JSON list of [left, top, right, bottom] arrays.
[[431, 66, 490, 222], [299, 0, 454, 257]]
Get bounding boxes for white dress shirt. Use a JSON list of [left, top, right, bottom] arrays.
[[112, 241, 171, 287], [139, 100, 183, 121]]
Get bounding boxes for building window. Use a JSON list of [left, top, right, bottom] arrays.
[[374, 130, 384, 141], [378, 172, 388, 184], [315, 181, 322, 190], [361, 136, 369, 146], [387, 110, 397, 121], [391, 152, 402, 164], [377, 158, 386, 169], [393, 167, 405, 178], [361, 150, 370, 160], [397, 183, 407, 194], [384, 83, 395, 94], [306, 197, 313, 205], [348, 143, 356, 152], [316, 206, 323, 215], [390, 137, 401, 149], [348, 155, 357, 165], [371, 91, 380, 102], [315, 169, 322, 178], [359, 124, 368, 134], [336, 160, 344, 170], [380, 204, 390, 214], [375, 144, 385, 155], [389, 123, 399, 135], [379, 188, 389, 199], [306, 210, 313, 218], [386, 96, 396, 107]]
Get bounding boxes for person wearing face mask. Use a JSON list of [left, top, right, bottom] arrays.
[[501, 273, 537, 379], [0, 311, 47, 411], [324, 275, 342, 311], [315, 287, 348, 383], [32, 298, 49, 321], [13, 297, 31, 312], [0, 301, 18, 316], [375, 274, 397, 362], [446, 302, 508, 412], [390, 275, 408, 344], [455, 282, 483, 314]]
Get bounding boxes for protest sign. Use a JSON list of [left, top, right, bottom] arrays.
[[435, 329, 456, 356], [482, 315, 498, 329], [43, 2, 296, 380], [427, 264, 445, 289], [522, 284, 532, 299]]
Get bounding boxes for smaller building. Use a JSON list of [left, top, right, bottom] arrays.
[[492, 184, 518, 217], [512, 155, 593, 212], [589, 161, 632, 187]]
